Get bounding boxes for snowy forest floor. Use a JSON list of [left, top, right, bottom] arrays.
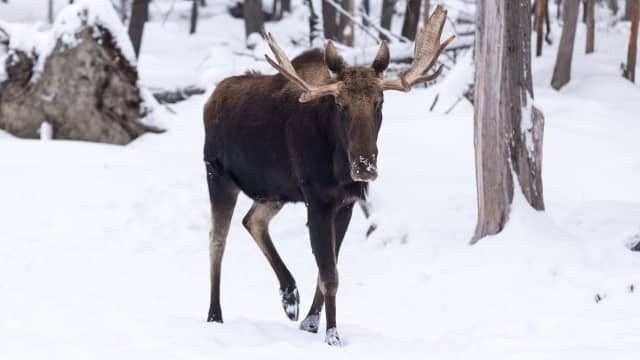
[[1, 2, 640, 359]]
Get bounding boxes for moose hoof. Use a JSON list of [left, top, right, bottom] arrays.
[[299, 314, 320, 333], [280, 286, 299, 321], [325, 327, 342, 346]]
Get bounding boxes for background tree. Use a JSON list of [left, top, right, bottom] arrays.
[[380, 0, 396, 40], [535, 0, 547, 56], [551, 0, 580, 89], [190, 0, 199, 34], [339, 0, 355, 46], [244, 0, 264, 45], [48, 0, 54, 24], [323, 0, 340, 41], [401, 0, 422, 40], [609, 0, 619, 14], [624, 0, 639, 81], [472, 0, 545, 243], [128, 0, 150, 58], [586, 0, 595, 53], [625, 0, 635, 20], [422, 0, 431, 25]]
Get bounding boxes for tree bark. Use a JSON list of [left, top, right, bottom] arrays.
[[306, 0, 321, 47], [472, 0, 545, 244], [190, 0, 199, 34], [380, 0, 396, 40], [423, 0, 431, 25], [244, 0, 264, 43], [586, 0, 595, 53], [128, 0, 149, 58], [282, 0, 291, 12], [536, 0, 547, 56], [625, 0, 634, 20], [339, 0, 355, 46], [323, 0, 340, 41], [401, 0, 422, 40], [624, 0, 639, 82], [609, 0, 619, 15], [551, 0, 580, 90]]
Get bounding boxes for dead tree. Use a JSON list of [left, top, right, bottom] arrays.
[[128, 0, 150, 58], [551, 0, 580, 90], [401, 0, 422, 40], [339, 0, 355, 46], [535, 0, 547, 56], [244, 0, 264, 44], [190, 0, 199, 34], [423, 0, 431, 25], [472, 0, 545, 244], [586, 0, 595, 53], [624, 0, 639, 82], [323, 0, 340, 41], [380, 0, 396, 40]]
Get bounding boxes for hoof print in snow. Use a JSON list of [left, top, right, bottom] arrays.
[[325, 327, 342, 346], [299, 314, 320, 333], [280, 286, 299, 321]]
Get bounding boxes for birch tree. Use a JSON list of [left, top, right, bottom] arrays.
[[472, 0, 546, 243]]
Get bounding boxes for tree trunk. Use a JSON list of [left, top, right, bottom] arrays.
[[120, 0, 128, 22], [609, 0, 619, 15], [536, 0, 547, 56], [582, 0, 588, 23], [48, 0, 54, 24], [625, 0, 634, 20], [423, 0, 431, 25], [282, 0, 291, 12], [339, 0, 355, 46], [306, 0, 321, 47], [624, 0, 639, 82], [401, 0, 422, 40], [128, 0, 150, 58], [586, 0, 595, 53], [363, 0, 371, 27], [323, 0, 340, 41], [244, 0, 264, 44], [472, 0, 545, 244], [380, 0, 396, 40], [190, 0, 198, 34], [551, 0, 580, 90]]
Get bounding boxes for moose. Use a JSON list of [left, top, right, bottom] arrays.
[[202, 6, 454, 346]]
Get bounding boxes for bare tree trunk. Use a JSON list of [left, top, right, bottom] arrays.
[[472, 0, 545, 244], [120, 0, 128, 22], [586, 0, 595, 53], [551, 0, 580, 90], [624, 0, 639, 82], [323, 0, 340, 41], [190, 0, 198, 34], [362, 0, 371, 27], [380, 0, 396, 40], [423, 0, 431, 25], [306, 0, 321, 46], [48, 0, 54, 24], [401, 0, 422, 40], [625, 0, 634, 20], [609, 0, 619, 14], [128, 0, 150, 58], [244, 0, 264, 44], [200, 0, 207, 6], [582, 0, 588, 23], [339, 0, 355, 46], [536, 0, 547, 56], [282, 0, 291, 12]]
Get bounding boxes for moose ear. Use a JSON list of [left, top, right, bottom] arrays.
[[371, 40, 390, 75], [324, 41, 345, 75]]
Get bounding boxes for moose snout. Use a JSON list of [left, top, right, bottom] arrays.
[[350, 155, 378, 182]]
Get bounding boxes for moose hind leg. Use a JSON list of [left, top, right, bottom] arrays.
[[243, 201, 299, 321], [206, 165, 239, 323]]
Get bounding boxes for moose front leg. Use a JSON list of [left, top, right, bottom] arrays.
[[301, 203, 353, 335], [306, 200, 342, 346]]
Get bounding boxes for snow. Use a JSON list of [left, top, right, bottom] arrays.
[[1, 1, 640, 359]]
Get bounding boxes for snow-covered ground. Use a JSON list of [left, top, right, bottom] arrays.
[[1, 1, 640, 359]]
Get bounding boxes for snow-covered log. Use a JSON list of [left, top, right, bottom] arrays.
[[0, 0, 161, 145]]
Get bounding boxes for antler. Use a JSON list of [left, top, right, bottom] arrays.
[[264, 32, 342, 103], [380, 5, 455, 92]]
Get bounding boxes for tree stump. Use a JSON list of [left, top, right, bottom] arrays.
[[0, 2, 160, 145]]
